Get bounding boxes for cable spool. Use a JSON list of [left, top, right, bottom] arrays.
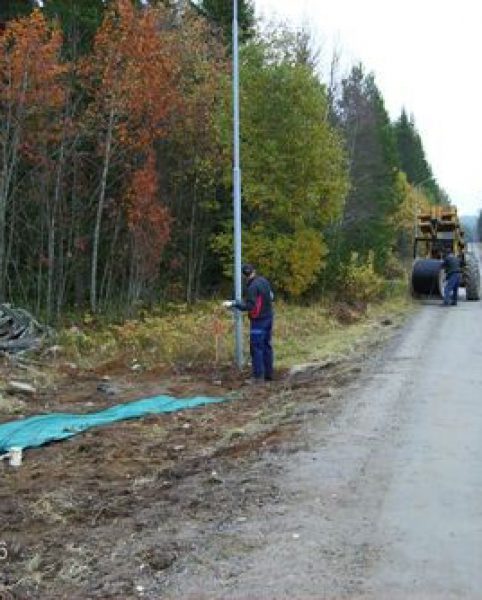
[[411, 259, 444, 297]]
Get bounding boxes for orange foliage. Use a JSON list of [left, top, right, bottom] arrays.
[[168, 10, 228, 158], [0, 9, 66, 150], [84, 0, 181, 151], [125, 150, 172, 280]]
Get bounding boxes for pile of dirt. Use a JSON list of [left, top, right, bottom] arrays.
[[329, 301, 367, 324]]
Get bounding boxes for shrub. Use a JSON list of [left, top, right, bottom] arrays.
[[383, 250, 407, 280], [341, 251, 385, 303]]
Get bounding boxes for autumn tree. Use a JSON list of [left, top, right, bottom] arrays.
[[213, 34, 349, 296], [156, 7, 229, 302], [0, 10, 66, 304], [0, 1, 453, 316], [390, 171, 433, 261], [124, 150, 172, 304], [42, 0, 106, 57], [83, 0, 180, 311]]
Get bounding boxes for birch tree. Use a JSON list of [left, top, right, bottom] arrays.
[[83, 0, 179, 311]]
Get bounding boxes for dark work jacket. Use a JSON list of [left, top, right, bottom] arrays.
[[442, 254, 462, 276], [235, 275, 273, 321]]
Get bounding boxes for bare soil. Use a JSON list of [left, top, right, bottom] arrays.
[[0, 315, 401, 600]]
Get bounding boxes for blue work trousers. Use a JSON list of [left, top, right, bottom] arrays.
[[444, 272, 460, 305], [249, 316, 273, 380]]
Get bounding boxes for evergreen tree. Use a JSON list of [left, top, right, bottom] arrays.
[[42, 0, 106, 56], [477, 210, 482, 242], [213, 37, 348, 296], [395, 110, 427, 181], [0, 0, 36, 22], [337, 64, 400, 270], [41, 1, 177, 57], [393, 109, 444, 203], [193, 0, 255, 47]]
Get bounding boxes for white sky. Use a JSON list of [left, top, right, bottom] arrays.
[[255, 0, 482, 216]]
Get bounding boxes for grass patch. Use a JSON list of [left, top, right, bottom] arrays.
[[56, 290, 416, 372], [31, 490, 76, 524], [276, 294, 414, 368], [0, 394, 26, 416]]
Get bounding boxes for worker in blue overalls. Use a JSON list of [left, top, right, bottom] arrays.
[[442, 249, 462, 306], [223, 264, 274, 383]]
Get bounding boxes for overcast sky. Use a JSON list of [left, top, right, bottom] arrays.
[[254, 0, 482, 216]]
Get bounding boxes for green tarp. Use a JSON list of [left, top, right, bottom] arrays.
[[0, 395, 224, 453]]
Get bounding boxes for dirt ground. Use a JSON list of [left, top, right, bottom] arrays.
[[0, 314, 403, 600]]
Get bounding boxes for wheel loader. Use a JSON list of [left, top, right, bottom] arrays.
[[411, 205, 480, 300]]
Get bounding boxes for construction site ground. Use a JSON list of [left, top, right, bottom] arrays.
[[2, 290, 481, 599], [0, 304, 406, 600]]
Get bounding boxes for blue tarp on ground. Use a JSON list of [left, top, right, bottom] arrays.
[[0, 395, 225, 453]]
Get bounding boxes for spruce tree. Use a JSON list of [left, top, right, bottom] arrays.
[[394, 109, 444, 204], [194, 0, 255, 47], [42, 0, 106, 56], [0, 0, 36, 22], [337, 64, 400, 269], [477, 211, 482, 242]]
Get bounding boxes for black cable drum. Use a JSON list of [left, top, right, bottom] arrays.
[[411, 258, 444, 297]]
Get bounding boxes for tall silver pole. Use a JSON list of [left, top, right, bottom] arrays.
[[232, 0, 243, 368]]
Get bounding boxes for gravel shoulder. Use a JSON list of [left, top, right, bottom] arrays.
[[162, 293, 482, 600]]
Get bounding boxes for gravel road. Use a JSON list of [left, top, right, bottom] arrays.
[[167, 260, 482, 599]]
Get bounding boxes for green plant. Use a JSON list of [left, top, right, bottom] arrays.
[[341, 251, 385, 303]]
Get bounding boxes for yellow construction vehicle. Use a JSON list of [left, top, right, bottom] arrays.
[[411, 205, 480, 299]]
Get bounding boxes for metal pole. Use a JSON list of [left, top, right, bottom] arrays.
[[232, 0, 243, 368]]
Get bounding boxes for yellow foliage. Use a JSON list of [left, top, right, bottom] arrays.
[[342, 251, 385, 303], [242, 226, 328, 297], [383, 250, 407, 280], [392, 171, 432, 241]]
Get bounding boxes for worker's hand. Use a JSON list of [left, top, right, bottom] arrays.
[[222, 300, 235, 309]]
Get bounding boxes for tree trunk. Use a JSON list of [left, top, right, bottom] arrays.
[[194, 233, 206, 301], [0, 64, 30, 301], [100, 207, 122, 309], [127, 242, 141, 315], [0, 131, 20, 302], [36, 216, 45, 316], [90, 106, 115, 313], [186, 182, 197, 304], [47, 133, 66, 322]]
